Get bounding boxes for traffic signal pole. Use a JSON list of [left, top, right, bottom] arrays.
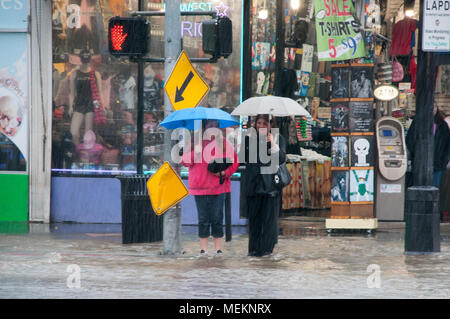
[[122, 5, 228, 254], [162, 0, 182, 255]]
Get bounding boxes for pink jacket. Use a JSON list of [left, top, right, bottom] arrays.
[[181, 138, 239, 195]]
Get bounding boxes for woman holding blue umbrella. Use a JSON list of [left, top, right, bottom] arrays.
[[175, 112, 238, 256]]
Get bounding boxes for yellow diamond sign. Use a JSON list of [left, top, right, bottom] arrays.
[[147, 162, 188, 216], [164, 50, 210, 110]]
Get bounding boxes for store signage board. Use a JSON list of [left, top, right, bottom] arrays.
[[313, 0, 366, 61], [374, 85, 399, 101], [0, 0, 28, 30], [164, 50, 210, 110], [422, 0, 450, 52]]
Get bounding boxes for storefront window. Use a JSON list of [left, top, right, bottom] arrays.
[[51, 0, 242, 175]]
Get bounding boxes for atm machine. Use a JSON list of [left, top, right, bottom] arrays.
[[375, 117, 407, 221]]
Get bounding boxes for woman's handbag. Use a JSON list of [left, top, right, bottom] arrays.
[[90, 70, 107, 126], [275, 162, 292, 190], [391, 56, 404, 82], [208, 158, 233, 184], [260, 162, 292, 196]]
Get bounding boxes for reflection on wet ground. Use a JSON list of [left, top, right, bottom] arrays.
[[1, 221, 450, 299]]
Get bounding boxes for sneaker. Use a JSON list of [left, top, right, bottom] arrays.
[[216, 250, 223, 256], [200, 249, 208, 256]]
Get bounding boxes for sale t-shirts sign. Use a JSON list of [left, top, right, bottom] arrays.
[[314, 0, 366, 61]]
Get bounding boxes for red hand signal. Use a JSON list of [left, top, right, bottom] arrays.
[[110, 24, 128, 51]]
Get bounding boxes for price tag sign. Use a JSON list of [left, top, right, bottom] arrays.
[[314, 0, 366, 61]]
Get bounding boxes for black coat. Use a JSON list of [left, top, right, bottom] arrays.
[[406, 119, 450, 171], [239, 132, 287, 218]]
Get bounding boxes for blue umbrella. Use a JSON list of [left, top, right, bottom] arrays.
[[159, 106, 239, 130]]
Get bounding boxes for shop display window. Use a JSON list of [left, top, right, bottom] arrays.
[[0, 134, 26, 171], [51, 0, 241, 176]]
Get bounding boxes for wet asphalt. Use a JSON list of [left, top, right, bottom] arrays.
[[1, 218, 450, 299]]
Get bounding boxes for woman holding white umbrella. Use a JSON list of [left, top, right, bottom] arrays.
[[240, 114, 287, 257], [234, 96, 308, 257]]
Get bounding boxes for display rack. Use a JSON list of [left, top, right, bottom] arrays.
[[326, 62, 378, 232]]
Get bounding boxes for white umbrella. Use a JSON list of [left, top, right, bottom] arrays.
[[231, 96, 311, 117]]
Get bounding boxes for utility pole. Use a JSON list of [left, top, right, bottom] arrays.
[[404, 0, 440, 254], [162, 0, 182, 255]]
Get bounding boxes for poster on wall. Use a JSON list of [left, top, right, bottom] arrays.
[[350, 135, 374, 167], [331, 135, 349, 167], [331, 101, 349, 132], [301, 44, 314, 72], [331, 66, 350, 99], [252, 42, 271, 70], [349, 169, 374, 202], [350, 66, 374, 98], [313, 0, 366, 61], [331, 170, 349, 202], [349, 100, 373, 132], [0, 33, 28, 169], [295, 70, 310, 97]]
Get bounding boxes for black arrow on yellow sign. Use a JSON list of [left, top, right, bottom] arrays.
[[175, 71, 194, 103]]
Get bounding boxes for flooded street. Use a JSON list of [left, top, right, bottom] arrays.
[[1, 222, 450, 299]]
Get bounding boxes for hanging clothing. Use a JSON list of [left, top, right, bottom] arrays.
[[390, 18, 417, 56]]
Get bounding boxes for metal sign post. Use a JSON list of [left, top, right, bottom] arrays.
[[162, 0, 182, 255], [405, 0, 441, 254]]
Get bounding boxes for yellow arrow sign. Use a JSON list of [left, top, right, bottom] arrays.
[[147, 162, 188, 216], [164, 50, 210, 110]]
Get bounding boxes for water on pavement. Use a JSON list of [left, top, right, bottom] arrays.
[[1, 223, 450, 299]]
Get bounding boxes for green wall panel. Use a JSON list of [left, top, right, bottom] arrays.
[[0, 174, 28, 221]]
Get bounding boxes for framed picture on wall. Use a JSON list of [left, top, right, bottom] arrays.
[[350, 134, 374, 167], [331, 135, 349, 167], [349, 100, 374, 132], [331, 101, 349, 132], [350, 66, 374, 98], [331, 66, 350, 99]]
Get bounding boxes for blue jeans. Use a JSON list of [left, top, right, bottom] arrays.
[[194, 194, 225, 238]]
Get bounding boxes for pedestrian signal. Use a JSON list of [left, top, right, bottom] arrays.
[[202, 16, 232, 59], [108, 16, 149, 57]]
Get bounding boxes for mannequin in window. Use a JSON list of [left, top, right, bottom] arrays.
[[68, 49, 103, 146]]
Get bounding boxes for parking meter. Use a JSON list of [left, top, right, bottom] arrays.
[[375, 117, 407, 221]]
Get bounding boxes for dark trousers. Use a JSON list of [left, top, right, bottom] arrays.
[[194, 194, 225, 238], [247, 194, 280, 256]]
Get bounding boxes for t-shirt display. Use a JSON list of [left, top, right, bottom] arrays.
[[331, 101, 349, 132], [349, 100, 374, 132], [351, 66, 374, 98], [350, 134, 374, 167], [331, 66, 350, 99], [331, 136, 349, 167]]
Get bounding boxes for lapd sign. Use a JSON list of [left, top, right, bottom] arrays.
[[423, 0, 450, 52]]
